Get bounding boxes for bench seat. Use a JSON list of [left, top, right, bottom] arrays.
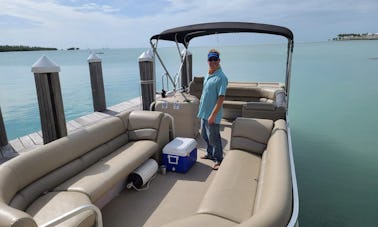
[[223, 100, 247, 109], [55, 140, 158, 202], [0, 110, 172, 227], [163, 213, 237, 227], [198, 149, 261, 223], [164, 118, 292, 227], [189, 78, 287, 120], [26, 191, 94, 227]]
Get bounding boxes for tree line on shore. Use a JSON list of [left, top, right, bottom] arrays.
[[333, 33, 378, 40], [0, 45, 57, 52], [337, 33, 368, 37]]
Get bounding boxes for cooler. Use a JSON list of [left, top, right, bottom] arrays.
[[163, 137, 197, 173], [154, 92, 200, 138]]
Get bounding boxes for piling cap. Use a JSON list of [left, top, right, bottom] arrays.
[[138, 49, 154, 62], [87, 53, 102, 63], [31, 55, 60, 73]]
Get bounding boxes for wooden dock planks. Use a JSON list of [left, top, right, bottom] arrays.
[[0, 98, 143, 163]]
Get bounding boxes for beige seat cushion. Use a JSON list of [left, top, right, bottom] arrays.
[[244, 102, 276, 111], [230, 118, 273, 154], [26, 191, 95, 227], [223, 100, 247, 109], [55, 140, 158, 202], [248, 124, 292, 227], [198, 149, 261, 223], [162, 213, 237, 227]]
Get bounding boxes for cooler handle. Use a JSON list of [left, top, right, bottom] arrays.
[[168, 155, 179, 165]]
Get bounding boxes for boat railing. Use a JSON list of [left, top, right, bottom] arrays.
[[161, 72, 170, 93], [160, 72, 180, 92], [160, 72, 190, 102], [39, 204, 103, 227], [286, 119, 300, 227]]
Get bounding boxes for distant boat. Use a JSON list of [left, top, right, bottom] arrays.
[[67, 47, 79, 50]]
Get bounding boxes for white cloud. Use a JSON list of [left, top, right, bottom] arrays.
[[75, 3, 120, 13], [0, 0, 128, 47], [0, 0, 377, 48]]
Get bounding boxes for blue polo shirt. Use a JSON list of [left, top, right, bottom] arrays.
[[197, 68, 228, 124]]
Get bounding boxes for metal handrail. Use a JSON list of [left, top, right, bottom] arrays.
[[286, 118, 300, 227], [39, 204, 103, 227], [285, 39, 294, 109], [150, 37, 189, 94], [161, 72, 169, 92], [150, 40, 176, 90]]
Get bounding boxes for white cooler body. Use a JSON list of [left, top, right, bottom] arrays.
[[163, 137, 197, 173]]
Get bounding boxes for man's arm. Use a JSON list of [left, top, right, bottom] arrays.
[[208, 95, 225, 124]]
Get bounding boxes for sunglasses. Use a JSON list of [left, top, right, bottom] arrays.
[[208, 57, 219, 62]]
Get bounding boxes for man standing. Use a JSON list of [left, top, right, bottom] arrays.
[[197, 49, 228, 170]]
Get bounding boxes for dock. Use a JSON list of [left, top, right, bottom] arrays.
[[0, 97, 143, 164], [0, 52, 163, 165]]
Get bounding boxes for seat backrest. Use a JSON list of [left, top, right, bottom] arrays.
[[119, 110, 171, 164], [188, 76, 204, 99], [126, 110, 164, 141], [239, 119, 292, 227], [230, 118, 273, 154], [226, 86, 264, 98], [1, 116, 125, 210]]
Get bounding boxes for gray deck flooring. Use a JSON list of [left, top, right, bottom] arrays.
[[0, 97, 143, 164], [101, 120, 233, 227], [0, 95, 235, 226]]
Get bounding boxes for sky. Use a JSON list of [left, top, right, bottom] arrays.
[[0, 0, 377, 49]]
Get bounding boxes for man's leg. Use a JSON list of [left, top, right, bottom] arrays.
[[201, 119, 214, 159], [208, 123, 223, 165]]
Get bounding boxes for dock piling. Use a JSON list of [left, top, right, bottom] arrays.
[[138, 50, 155, 110], [32, 55, 67, 144], [88, 53, 106, 112], [0, 107, 8, 147]]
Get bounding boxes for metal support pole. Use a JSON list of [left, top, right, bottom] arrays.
[[180, 50, 192, 89], [0, 107, 8, 146], [88, 54, 106, 112], [138, 50, 155, 110], [32, 55, 67, 144]]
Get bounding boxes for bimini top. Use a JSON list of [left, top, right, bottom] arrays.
[[150, 22, 294, 47]]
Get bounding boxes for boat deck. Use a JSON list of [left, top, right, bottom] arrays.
[[0, 95, 236, 226], [0, 95, 235, 226], [101, 120, 233, 227], [0, 97, 143, 164]]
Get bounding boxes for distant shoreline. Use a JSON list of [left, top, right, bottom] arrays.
[[0, 45, 57, 52], [333, 33, 378, 41]]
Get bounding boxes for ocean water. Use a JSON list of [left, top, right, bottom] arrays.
[[1, 41, 378, 226]]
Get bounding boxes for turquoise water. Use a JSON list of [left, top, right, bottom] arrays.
[[290, 41, 378, 226], [1, 41, 378, 226]]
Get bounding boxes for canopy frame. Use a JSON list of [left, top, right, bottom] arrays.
[[149, 22, 294, 106]]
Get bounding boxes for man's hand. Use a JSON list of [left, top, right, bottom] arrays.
[[208, 115, 216, 124], [208, 95, 225, 125]]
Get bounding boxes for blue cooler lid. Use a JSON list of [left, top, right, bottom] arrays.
[[163, 137, 197, 156]]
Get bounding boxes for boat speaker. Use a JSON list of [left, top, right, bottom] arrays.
[[127, 159, 158, 189]]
